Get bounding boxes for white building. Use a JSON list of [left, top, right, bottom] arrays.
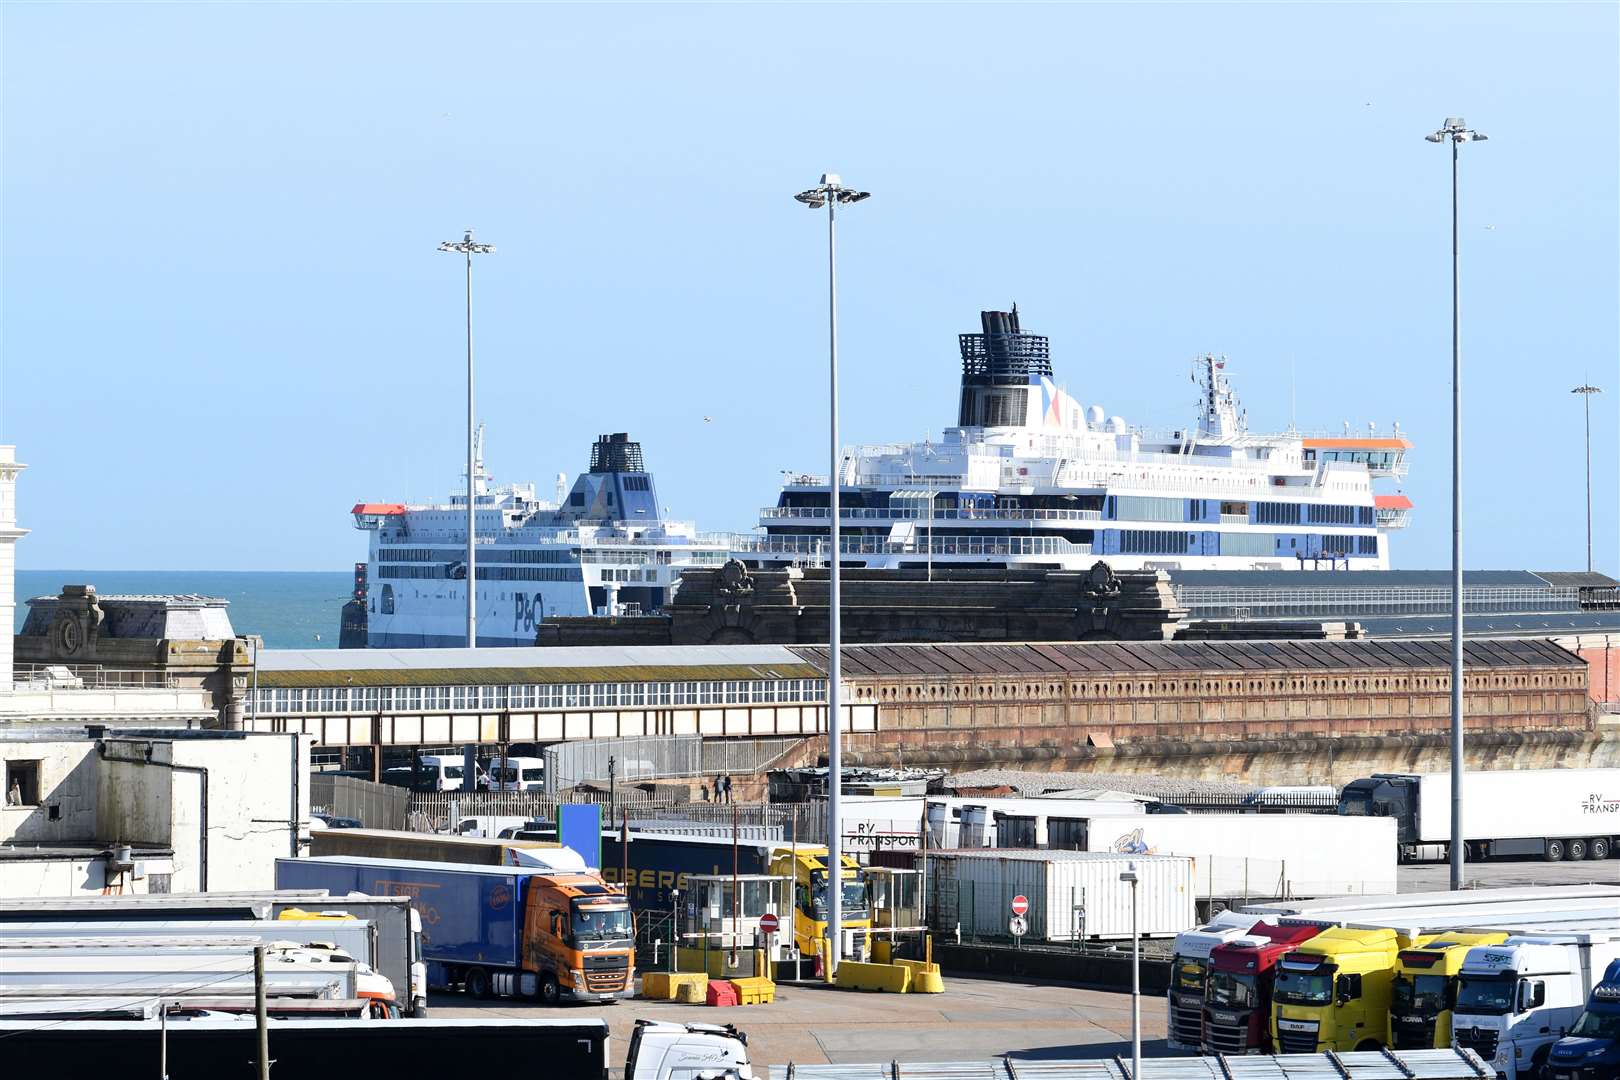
[[0, 445, 311, 897]]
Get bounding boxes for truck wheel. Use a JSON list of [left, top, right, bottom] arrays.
[[539, 973, 560, 1006], [1544, 839, 1565, 862], [465, 967, 491, 999], [1355, 1039, 1382, 1052], [1591, 837, 1611, 860], [1568, 838, 1588, 861]]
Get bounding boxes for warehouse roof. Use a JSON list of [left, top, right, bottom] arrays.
[[797, 638, 1583, 679], [254, 644, 822, 687]]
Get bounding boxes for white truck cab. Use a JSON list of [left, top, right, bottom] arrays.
[[1452, 934, 1620, 1079], [626, 1020, 754, 1080], [1167, 910, 1275, 1049]]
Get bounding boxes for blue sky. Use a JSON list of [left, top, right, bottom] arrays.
[[3, 2, 1615, 573]]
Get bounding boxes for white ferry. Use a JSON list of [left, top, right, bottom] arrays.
[[347, 432, 731, 647], [736, 307, 1412, 573]]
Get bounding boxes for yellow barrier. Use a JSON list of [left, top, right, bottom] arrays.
[[642, 971, 709, 1001], [731, 975, 776, 1005], [896, 958, 945, 994], [675, 978, 710, 1004], [834, 960, 913, 993], [676, 946, 767, 980]]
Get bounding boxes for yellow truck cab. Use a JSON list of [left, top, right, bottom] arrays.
[[1272, 926, 1431, 1053], [767, 846, 870, 962], [522, 872, 636, 1004], [1390, 931, 1510, 1049]]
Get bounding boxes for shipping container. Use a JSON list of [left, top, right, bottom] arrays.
[[929, 850, 1195, 941]]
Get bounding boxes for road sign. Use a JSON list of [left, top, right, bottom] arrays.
[[758, 913, 779, 934], [1009, 916, 1028, 937], [1010, 894, 1029, 917]]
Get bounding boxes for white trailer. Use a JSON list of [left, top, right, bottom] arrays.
[[0, 918, 378, 964], [929, 850, 1195, 941], [1077, 812, 1398, 901], [1338, 768, 1620, 862]]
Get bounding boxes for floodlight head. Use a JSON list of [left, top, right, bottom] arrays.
[[1444, 117, 1466, 131], [1424, 133, 1445, 143], [821, 173, 842, 187], [795, 190, 827, 208], [1468, 132, 1488, 143]]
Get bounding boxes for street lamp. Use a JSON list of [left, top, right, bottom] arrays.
[[1426, 118, 1485, 891], [1119, 862, 1140, 1078], [795, 172, 870, 979], [1573, 384, 1603, 572], [438, 229, 496, 648]]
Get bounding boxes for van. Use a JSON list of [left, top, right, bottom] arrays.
[[486, 756, 546, 792]]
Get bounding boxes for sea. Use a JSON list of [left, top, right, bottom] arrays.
[[14, 570, 350, 649]]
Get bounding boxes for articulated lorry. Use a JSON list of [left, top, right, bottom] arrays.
[[1337, 769, 1620, 863], [1389, 932, 1510, 1050], [1546, 959, 1620, 1080], [1202, 923, 1326, 1054], [277, 856, 634, 1003], [0, 890, 427, 1017], [1271, 926, 1433, 1053], [1452, 934, 1620, 1080]]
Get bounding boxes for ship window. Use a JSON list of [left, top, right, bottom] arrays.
[[381, 584, 395, 615], [571, 492, 585, 506]]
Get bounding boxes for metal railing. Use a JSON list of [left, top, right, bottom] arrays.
[[759, 506, 1103, 523], [11, 664, 177, 690], [406, 789, 681, 830], [732, 535, 1091, 558], [544, 734, 804, 795]]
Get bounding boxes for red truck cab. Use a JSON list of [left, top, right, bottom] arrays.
[[1203, 923, 1325, 1054]]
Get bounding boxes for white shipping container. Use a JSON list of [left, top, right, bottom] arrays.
[[933, 850, 1195, 941], [1079, 813, 1397, 898]]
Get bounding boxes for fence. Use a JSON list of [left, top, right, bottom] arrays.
[[543, 734, 804, 794], [310, 773, 409, 830], [405, 789, 682, 832]]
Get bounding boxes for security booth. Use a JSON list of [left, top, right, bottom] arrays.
[[678, 873, 797, 978], [862, 866, 931, 961]]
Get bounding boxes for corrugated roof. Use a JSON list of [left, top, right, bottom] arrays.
[[1533, 571, 1620, 588], [255, 644, 821, 687], [792, 638, 1583, 679], [1169, 569, 1549, 588]]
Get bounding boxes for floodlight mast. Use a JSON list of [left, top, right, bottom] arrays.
[[438, 229, 495, 648], [1426, 118, 1485, 890], [793, 173, 869, 980]]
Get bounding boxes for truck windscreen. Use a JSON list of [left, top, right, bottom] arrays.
[[1207, 971, 1258, 1008], [811, 873, 869, 919], [1455, 974, 1515, 1016], [1393, 974, 1450, 1015], [1274, 970, 1333, 1006], [571, 904, 633, 947], [1571, 1010, 1620, 1039]]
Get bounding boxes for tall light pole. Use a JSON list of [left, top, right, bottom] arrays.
[[1120, 862, 1140, 1077], [438, 229, 495, 648], [795, 173, 870, 978], [1426, 118, 1486, 889], [1573, 384, 1603, 572]]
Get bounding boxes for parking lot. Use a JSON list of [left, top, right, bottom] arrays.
[[1398, 856, 1619, 891], [430, 973, 1171, 1070]]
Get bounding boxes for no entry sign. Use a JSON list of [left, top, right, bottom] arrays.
[[1010, 894, 1029, 917], [758, 913, 779, 934]]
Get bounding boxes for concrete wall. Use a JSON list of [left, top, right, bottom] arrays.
[[0, 732, 308, 897]]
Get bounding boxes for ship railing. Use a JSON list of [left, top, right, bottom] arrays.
[[758, 506, 1103, 523], [730, 534, 1091, 557], [1219, 513, 1249, 525], [1375, 507, 1412, 529]]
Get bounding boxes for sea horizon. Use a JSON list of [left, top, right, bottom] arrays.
[[14, 569, 350, 649]]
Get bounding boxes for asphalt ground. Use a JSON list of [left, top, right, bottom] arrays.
[[429, 973, 1172, 1071], [1397, 855, 1620, 890]]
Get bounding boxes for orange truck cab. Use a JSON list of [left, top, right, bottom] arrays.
[[519, 872, 636, 1005]]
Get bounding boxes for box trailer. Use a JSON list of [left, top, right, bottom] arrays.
[[1079, 812, 1397, 901], [309, 828, 583, 868], [929, 850, 1195, 941], [1338, 768, 1620, 862]]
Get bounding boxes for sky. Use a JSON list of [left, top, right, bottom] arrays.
[[2, 2, 1616, 574]]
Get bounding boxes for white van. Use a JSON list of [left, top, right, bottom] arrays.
[[413, 754, 485, 792], [485, 756, 545, 792]]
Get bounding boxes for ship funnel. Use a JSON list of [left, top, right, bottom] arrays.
[[957, 307, 1052, 428], [590, 432, 645, 473]]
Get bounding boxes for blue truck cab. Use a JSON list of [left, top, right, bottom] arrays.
[[1547, 959, 1620, 1080]]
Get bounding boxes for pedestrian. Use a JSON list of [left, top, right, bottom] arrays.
[[700, 783, 710, 803], [722, 774, 733, 804], [714, 773, 724, 804]]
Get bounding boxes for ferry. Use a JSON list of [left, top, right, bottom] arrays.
[[736, 307, 1412, 573], [345, 432, 731, 647]]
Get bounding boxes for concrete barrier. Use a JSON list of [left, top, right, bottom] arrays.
[[834, 960, 913, 993], [895, 958, 945, 993], [642, 971, 708, 1001]]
